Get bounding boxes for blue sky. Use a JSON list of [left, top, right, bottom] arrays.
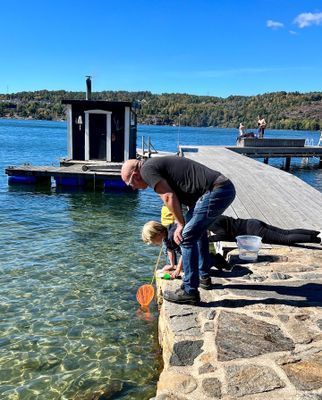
[[1, 0, 322, 97]]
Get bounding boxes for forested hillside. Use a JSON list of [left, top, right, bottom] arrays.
[[1, 90, 322, 130]]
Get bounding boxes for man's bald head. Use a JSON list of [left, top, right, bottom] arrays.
[[121, 159, 148, 189], [121, 159, 139, 182]]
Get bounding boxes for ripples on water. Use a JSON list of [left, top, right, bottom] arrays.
[[0, 188, 164, 399], [0, 120, 164, 399], [0, 120, 321, 399]]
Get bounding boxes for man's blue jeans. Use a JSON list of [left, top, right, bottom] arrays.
[[181, 182, 236, 294]]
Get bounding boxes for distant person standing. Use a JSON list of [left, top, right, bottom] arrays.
[[257, 115, 266, 138], [238, 123, 246, 136]]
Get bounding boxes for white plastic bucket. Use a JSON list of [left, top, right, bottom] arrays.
[[236, 235, 262, 261]]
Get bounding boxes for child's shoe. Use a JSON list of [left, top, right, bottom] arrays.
[[317, 231, 322, 243], [210, 253, 233, 271]]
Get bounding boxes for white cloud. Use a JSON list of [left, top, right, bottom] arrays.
[[289, 30, 298, 35], [294, 12, 322, 28], [267, 20, 284, 29]]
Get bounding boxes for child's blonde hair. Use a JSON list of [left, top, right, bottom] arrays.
[[142, 221, 167, 244]]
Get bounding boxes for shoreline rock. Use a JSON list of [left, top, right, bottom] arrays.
[[153, 244, 322, 399]]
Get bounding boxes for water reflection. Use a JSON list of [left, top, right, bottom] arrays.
[[0, 189, 162, 399]]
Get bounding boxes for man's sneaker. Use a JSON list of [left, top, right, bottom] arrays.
[[199, 276, 212, 290], [163, 288, 200, 305]]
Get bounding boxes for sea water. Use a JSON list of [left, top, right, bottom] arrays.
[[0, 119, 321, 399]]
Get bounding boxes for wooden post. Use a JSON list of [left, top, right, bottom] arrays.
[[264, 157, 269, 164], [141, 136, 145, 156], [148, 136, 151, 157], [284, 157, 291, 170], [319, 157, 322, 168]]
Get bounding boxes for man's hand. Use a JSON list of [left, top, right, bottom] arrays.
[[174, 224, 184, 245], [170, 267, 181, 279]]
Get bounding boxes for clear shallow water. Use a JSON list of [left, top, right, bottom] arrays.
[[0, 120, 163, 399], [0, 119, 321, 399]]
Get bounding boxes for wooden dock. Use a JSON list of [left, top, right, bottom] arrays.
[[4, 150, 174, 189], [180, 146, 322, 230], [227, 144, 322, 159], [228, 137, 322, 169], [227, 144, 322, 169], [5, 161, 126, 189]]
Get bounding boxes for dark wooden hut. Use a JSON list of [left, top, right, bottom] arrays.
[[62, 79, 137, 163], [5, 78, 139, 190]]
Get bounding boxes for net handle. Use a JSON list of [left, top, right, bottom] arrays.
[[150, 246, 163, 285]]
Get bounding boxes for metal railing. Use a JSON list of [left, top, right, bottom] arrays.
[[140, 136, 158, 158]]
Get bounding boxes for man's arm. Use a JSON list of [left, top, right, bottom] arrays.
[[154, 179, 185, 244]]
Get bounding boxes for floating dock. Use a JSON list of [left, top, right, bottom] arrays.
[[5, 160, 125, 190], [4, 147, 174, 190], [4, 77, 140, 190]]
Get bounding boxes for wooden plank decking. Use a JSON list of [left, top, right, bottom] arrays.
[[227, 145, 322, 159], [181, 146, 322, 230], [5, 162, 122, 178]]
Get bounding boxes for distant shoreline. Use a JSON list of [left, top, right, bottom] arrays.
[[0, 115, 66, 122], [1, 90, 321, 130], [1, 116, 322, 133]]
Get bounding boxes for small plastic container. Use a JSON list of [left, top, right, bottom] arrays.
[[156, 270, 171, 280], [236, 235, 262, 261]]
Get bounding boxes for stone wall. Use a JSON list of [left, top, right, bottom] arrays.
[[152, 245, 322, 400]]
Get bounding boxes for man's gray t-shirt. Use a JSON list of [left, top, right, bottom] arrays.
[[140, 156, 221, 207]]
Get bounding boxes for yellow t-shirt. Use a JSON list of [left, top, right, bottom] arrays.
[[161, 205, 175, 226]]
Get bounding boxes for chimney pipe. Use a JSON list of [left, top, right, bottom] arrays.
[[86, 76, 92, 100]]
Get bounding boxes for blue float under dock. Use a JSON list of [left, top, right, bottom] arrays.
[[5, 161, 131, 191]]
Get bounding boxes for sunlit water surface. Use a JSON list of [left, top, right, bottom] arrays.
[[0, 120, 321, 399]]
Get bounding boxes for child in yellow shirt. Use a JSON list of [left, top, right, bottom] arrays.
[[142, 220, 182, 279]]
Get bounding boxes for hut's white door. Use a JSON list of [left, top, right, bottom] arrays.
[[84, 110, 112, 161]]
